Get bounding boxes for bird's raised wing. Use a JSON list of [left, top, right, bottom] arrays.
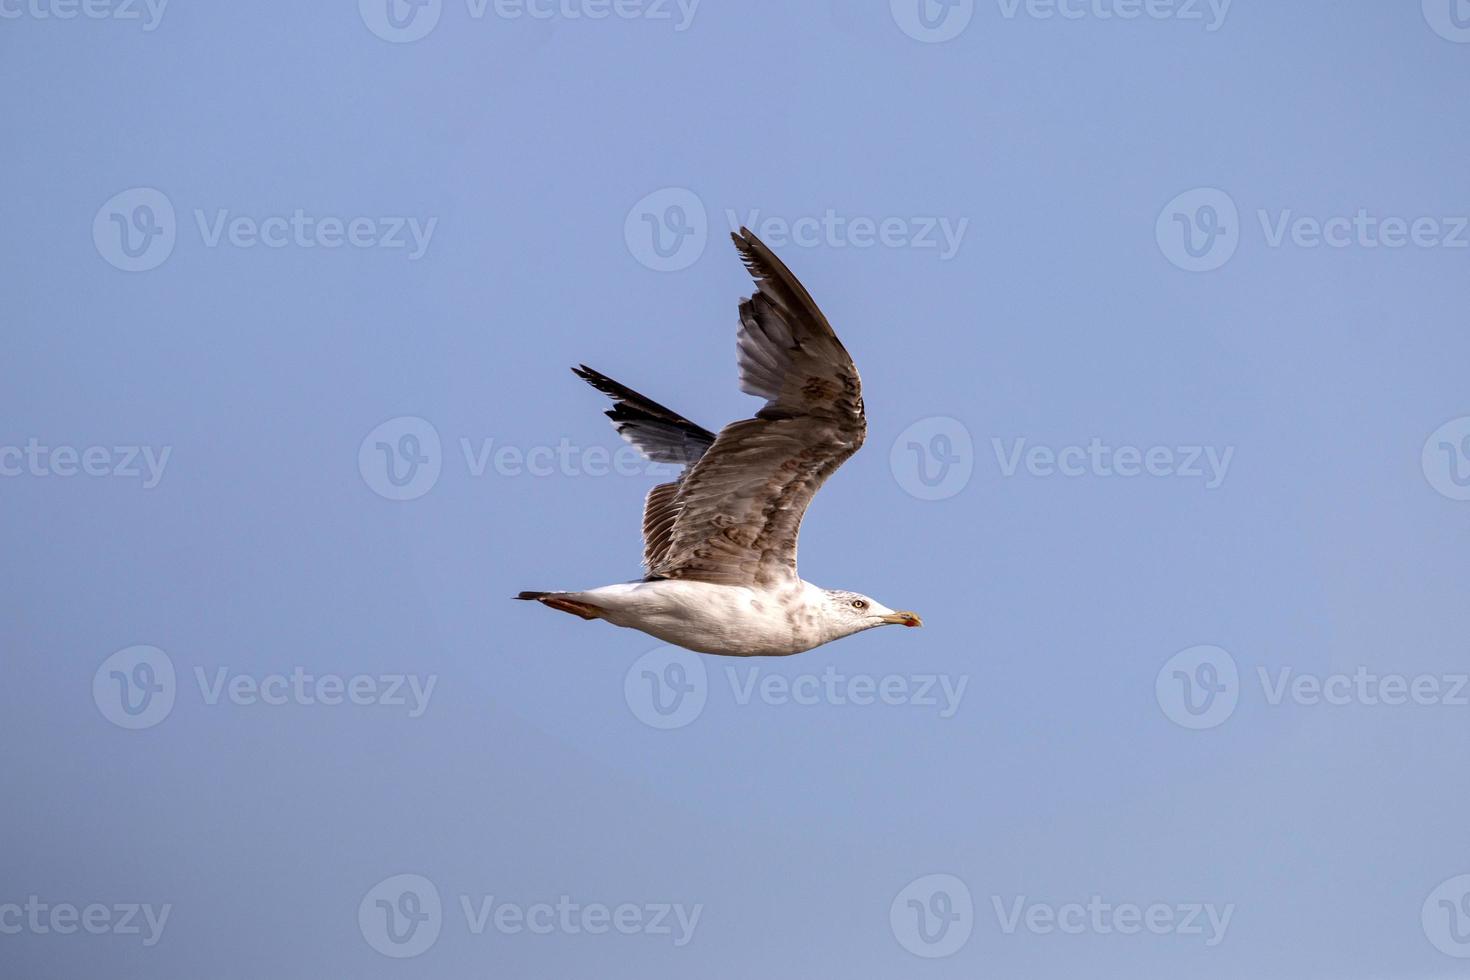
[[649, 227, 866, 587]]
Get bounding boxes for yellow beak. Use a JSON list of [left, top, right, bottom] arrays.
[[881, 611, 923, 628]]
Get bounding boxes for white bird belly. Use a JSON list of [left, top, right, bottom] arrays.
[[580, 580, 826, 656]]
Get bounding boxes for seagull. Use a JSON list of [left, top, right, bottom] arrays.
[[516, 227, 922, 656]]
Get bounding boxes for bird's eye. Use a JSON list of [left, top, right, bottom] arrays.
[[851, 599, 867, 610]]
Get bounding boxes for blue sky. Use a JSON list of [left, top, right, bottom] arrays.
[[4, 1, 1470, 977]]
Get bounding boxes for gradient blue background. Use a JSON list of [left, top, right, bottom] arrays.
[[4, 1, 1470, 976]]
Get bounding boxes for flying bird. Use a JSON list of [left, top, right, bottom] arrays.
[[516, 228, 921, 656]]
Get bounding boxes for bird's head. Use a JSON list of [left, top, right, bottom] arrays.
[[824, 590, 923, 636]]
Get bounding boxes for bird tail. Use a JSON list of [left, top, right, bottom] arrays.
[[513, 591, 604, 621]]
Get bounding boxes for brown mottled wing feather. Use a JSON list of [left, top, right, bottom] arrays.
[[640, 481, 681, 571], [650, 228, 866, 587]]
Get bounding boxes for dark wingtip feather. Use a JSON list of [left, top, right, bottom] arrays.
[[729, 226, 837, 340]]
